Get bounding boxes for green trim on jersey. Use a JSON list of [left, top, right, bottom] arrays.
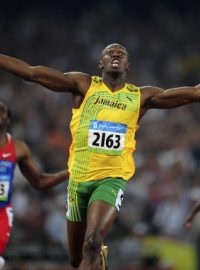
[[71, 88, 140, 179]]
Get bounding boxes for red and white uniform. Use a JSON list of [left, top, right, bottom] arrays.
[[0, 134, 16, 254]]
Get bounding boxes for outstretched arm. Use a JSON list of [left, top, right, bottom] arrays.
[[184, 200, 200, 229], [16, 140, 68, 190], [0, 54, 91, 94], [141, 84, 200, 109]]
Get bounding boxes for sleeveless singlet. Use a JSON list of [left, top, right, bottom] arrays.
[[68, 76, 140, 182], [0, 133, 16, 207]]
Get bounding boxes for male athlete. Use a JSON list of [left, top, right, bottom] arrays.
[[0, 101, 68, 269], [0, 43, 199, 270]]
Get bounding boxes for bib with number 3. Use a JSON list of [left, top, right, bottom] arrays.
[[88, 120, 127, 155], [0, 180, 9, 201]]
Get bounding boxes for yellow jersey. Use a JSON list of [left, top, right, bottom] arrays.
[[68, 76, 140, 182]]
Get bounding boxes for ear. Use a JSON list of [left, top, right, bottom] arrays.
[[98, 60, 103, 70], [126, 62, 131, 71]]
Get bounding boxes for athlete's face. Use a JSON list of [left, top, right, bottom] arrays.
[[0, 102, 10, 129], [99, 44, 130, 75]]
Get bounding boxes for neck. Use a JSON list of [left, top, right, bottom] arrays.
[[0, 129, 7, 146], [102, 73, 126, 92]]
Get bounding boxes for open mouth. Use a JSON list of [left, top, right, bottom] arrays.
[[111, 59, 120, 68]]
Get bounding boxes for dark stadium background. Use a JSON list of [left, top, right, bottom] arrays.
[[0, 1, 199, 269]]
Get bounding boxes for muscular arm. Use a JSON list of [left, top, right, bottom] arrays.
[[141, 84, 200, 110], [0, 54, 91, 95], [16, 140, 68, 190]]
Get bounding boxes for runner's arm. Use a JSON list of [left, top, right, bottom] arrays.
[[142, 84, 200, 109], [0, 53, 91, 94], [17, 141, 68, 189]]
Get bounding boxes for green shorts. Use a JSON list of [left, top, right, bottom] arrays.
[[66, 177, 127, 222]]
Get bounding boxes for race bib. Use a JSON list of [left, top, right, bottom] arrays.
[[88, 120, 127, 155], [0, 181, 9, 201]]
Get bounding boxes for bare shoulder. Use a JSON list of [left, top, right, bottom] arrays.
[[13, 138, 30, 161], [140, 85, 163, 98], [63, 71, 92, 95], [140, 86, 163, 107], [64, 71, 91, 78]]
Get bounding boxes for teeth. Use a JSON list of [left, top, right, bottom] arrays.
[[112, 60, 119, 67]]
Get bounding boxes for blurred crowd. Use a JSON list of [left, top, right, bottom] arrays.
[[0, 1, 199, 269]]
